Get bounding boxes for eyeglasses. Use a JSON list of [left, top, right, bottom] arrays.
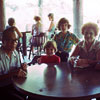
[[5, 39, 18, 43]]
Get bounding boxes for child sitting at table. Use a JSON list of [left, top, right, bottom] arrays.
[[37, 40, 61, 64]]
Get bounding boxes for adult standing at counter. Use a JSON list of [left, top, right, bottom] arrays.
[[47, 13, 56, 40], [30, 16, 42, 54]]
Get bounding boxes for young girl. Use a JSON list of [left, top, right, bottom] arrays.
[[37, 40, 61, 64], [54, 17, 79, 62]]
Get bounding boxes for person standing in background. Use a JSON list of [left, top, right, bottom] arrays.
[[30, 16, 42, 54], [5, 17, 23, 53], [6, 17, 23, 38], [47, 13, 56, 40]]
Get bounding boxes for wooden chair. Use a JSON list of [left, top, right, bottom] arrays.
[[28, 32, 46, 59]]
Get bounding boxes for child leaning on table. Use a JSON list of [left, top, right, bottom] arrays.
[[37, 40, 61, 64]]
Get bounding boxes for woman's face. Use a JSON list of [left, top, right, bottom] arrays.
[[84, 28, 96, 43], [48, 16, 52, 21], [60, 23, 68, 33]]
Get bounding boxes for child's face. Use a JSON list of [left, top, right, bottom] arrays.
[[45, 47, 55, 56]]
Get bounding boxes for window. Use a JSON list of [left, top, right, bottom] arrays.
[[5, 0, 73, 32]]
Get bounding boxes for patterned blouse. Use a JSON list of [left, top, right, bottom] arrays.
[[77, 40, 100, 60], [54, 31, 79, 53]]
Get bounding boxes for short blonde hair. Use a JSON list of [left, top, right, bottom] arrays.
[[44, 40, 57, 52], [81, 22, 99, 36]]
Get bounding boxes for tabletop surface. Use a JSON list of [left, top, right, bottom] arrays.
[[13, 62, 100, 100]]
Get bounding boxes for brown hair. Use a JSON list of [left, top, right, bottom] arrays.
[[2, 27, 18, 41], [34, 16, 41, 22], [81, 22, 99, 36], [8, 18, 15, 26], [57, 18, 71, 30], [44, 40, 57, 52], [48, 13, 54, 21]]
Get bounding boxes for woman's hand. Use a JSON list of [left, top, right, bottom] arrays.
[[37, 58, 41, 64], [69, 57, 89, 68], [77, 59, 88, 66]]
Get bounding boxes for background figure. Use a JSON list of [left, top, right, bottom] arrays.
[[30, 16, 42, 54], [70, 22, 100, 69], [47, 13, 55, 40], [6, 17, 23, 38], [5, 17, 23, 53], [54, 17, 79, 62], [6, 17, 15, 29], [37, 40, 61, 64]]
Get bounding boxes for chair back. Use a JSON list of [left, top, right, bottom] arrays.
[[30, 32, 45, 47]]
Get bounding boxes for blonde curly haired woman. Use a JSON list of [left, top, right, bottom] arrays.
[[71, 22, 100, 69]]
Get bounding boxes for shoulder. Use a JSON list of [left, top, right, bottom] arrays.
[[0, 47, 5, 55], [95, 40, 100, 44], [53, 55, 61, 62], [94, 40, 100, 49], [76, 40, 84, 47], [78, 40, 84, 44], [5, 25, 11, 29], [68, 32, 80, 43], [0, 48, 3, 57], [55, 32, 61, 37], [13, 50, 19, 57], [0, 48, 7, 60], [69, 32, 79, 38], [53, 55, 60, 59], [41, 55, 47, 58], [32, 24, 36, 28], [54, 32, 61, 39]]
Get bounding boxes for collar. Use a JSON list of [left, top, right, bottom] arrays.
[[1, 47, 17, 58], [81, 40, 96, 52]]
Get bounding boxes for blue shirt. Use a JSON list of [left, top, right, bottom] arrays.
[[0, 47, 21, 87]]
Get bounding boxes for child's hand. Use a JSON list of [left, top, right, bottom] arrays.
[[37, 58, 41, 64]]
